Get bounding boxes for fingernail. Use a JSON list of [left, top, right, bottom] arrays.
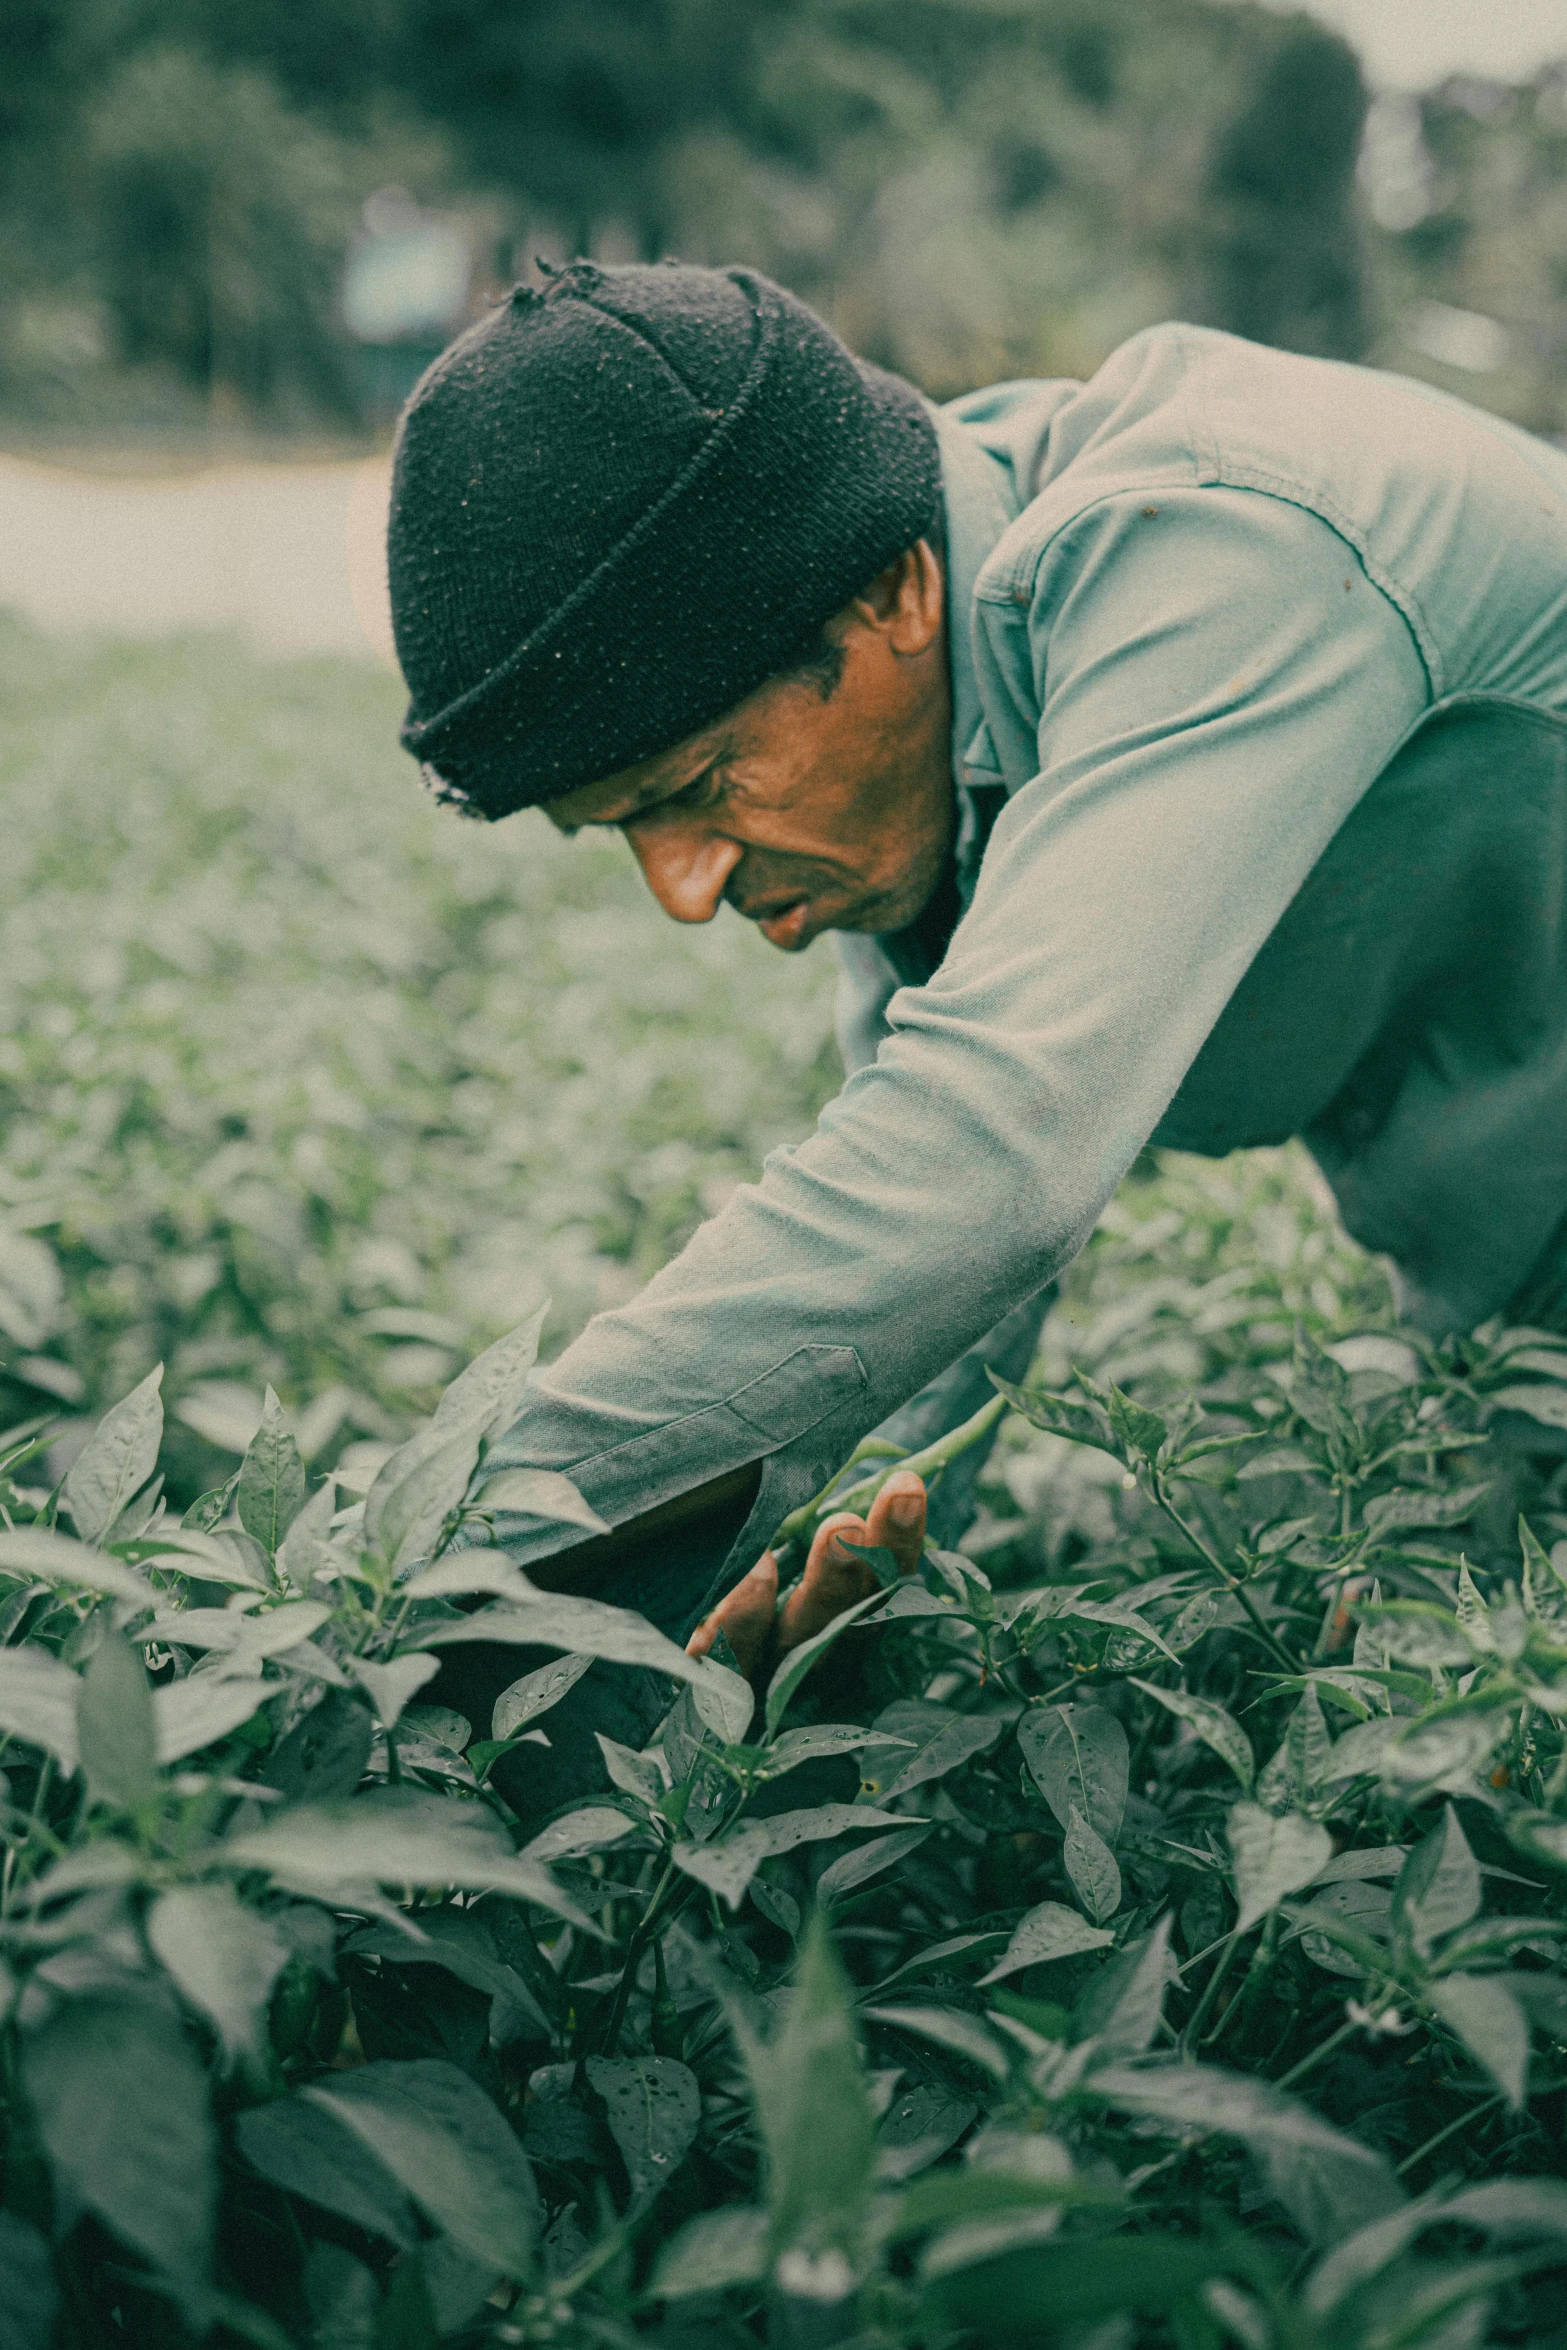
[[887, 1492, 922, 1528]]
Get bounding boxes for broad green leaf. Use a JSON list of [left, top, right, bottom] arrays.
[[1236, 1445, 1319, 1480], [1488, 1383, 1567, 1428], [430, 1307, 547, 1442], [1384, 1711, 1507, 1792], [221, 1790, 603, 1931], [419, 1594, 735, 1703], [859, 2003, 1011, 2080], [1429, 1972, 1530, 2108], [868, 1933, 1007, 2001], [142, 1524, 268, 1589], [236, 1389, 307, 1556], [263, 1687, 374, 1801], [1313, 1846, 1410, 1883], [1306, 2176, 1567, 2320], [653, 2207, 770, 2299], [1320, 1716, 1403, 1783], [77, 1632, 158, 1808], [21, 1991, 214, 2293], [62, 1365, 164, 1545], [1439, 2177, 1567, 2238], [307, 2058, 539, 2274], [816, 1823, 933, 1906], [688, 1657, 755, 1745], [275, 1479, 340, 1590], [979, 1901, 1115, 1984], [673, 1804, 906, 1910], [364, 1423, 482, 1572], [1396, 1804, 1481, 1955], [1455, 1560, 1495, 1652], [1363, 1483, 1489, 1534], [0, 1525, 155, 1608], [469, 1466, 607, 1532], [350, 1652, 439, 1728], [492, 1651, 595, 1738], [1228, 1804, 1332, 1934], [344, 1910, 550, 2042], [763, 1723, 913, 1776], [147, 1883, 290, 2059], [1092, 2061, 1403, 2242], [140, 1600, 328, 1658], [1293, 1880, 1395, 1975], [1018, 1704, 1129, 1842], [763, 1584, 893, 1734], [154, 1673, 272, 1765], [0, 2213, 56, 2350], [874, 2084, 980, 2182], [594, 1732, 666, 1809], [0, 1645, 81, 1769], [1062, 1806, 1122, 1923], [1105, 1384, 1168, 1463], [400, 1553, 538, 1603], [519, 1804, 640, 1866], [745, 1912, 877, 2257], [237, 2099, 419, 2246], [1255, 1687, 1331, 1812], [1355, 1602, 1471, 1668], [1129, 1679, 1253, 1791], [584, 2055, 701, 2209], [990, 1377, 1113, 1452], [1072, 1916, 1177, 2054], [858, 1700, 1004, 1803]]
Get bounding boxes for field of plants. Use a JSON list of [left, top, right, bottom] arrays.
[[3, 627, 1567, 2349]]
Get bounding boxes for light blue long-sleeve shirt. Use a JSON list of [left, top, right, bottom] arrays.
[[482, 322, 1567, 1602]]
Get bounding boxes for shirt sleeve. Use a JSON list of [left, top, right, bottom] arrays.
[[480, 485, 1430, 1569]]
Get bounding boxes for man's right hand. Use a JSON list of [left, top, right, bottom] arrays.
[[686, 1469, 927, 1686]]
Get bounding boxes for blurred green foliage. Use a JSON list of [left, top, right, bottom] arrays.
[[0, 617, 838, 1501], [0, 0, 1376, 425]]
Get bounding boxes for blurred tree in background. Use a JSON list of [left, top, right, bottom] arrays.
[[0, 0, 1384, 431], [1361, 65, 1567, 432], [2, 0, 1561, 435]]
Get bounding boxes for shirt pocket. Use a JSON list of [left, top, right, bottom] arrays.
[[564, 1344, 867, 1524]]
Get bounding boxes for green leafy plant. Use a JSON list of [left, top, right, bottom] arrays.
[[3, 1141, 1567, 2347]]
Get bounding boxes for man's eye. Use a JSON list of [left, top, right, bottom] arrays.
[[667, 769, 728, 813]]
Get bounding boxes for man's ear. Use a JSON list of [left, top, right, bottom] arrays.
[[849, 539, 944, 658]]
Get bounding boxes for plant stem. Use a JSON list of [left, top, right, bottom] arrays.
[[1158, 1493, 1296, 1671], [1180, 1929, 1242, 2053], [1396, 2090, 1504, 2178], [1274, 2014, 1358, 2093], [772, 1391, 1007, 1560], [600, 1853, 682, 2055]]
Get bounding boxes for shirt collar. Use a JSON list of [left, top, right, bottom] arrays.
[[936, 403, 1021, 783]]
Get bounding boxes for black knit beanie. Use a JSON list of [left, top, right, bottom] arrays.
[[387, 261, 941, 819]]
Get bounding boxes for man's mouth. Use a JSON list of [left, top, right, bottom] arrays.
[[753, 898, 812, 949]]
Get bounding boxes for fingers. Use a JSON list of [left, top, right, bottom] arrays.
[[685, 1469, 930, 1690], [687, 1550, 779, 1682], [863, 1469, 926, 1578], [776, 1511, 871, 1655]]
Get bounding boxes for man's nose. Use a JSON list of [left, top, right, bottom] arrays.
[[626, 819, 743, 924]]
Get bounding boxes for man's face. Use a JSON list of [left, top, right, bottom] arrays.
[[544, 542, 953, 952]]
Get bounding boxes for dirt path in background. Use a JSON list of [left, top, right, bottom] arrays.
[[0, 450, 397, 666]]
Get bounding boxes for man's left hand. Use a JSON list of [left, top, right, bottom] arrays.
[[686, 1470, 927, 1685]]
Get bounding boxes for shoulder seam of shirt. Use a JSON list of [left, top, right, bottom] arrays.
[[974, 474, 1442, 705], [1172, 325, 1446, 698]]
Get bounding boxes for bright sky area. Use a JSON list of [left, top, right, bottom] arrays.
[[1290, 0, 1567, 89]]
